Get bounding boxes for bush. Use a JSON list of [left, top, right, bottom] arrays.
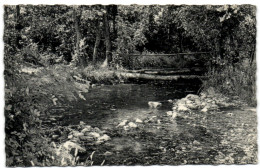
[[202, 59, 256, 106], [80, 65, 125, 84], [5, 63, 91, 166]]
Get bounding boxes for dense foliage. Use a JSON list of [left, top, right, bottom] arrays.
[[4, 4, 256, 166]]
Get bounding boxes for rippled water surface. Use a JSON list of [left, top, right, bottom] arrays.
[[46, 82, 257, 165]]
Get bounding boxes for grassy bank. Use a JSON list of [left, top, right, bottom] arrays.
[[201, 59, 256, 106], [5, 63, 125, 166]]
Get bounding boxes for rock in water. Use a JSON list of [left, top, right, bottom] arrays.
[[89, 132, 100, 138], [52, 134, 59, 139], [166, 111, 173, 116], [168, 99, 173, 103], [128, 122, 137, 128], [68, 135, 73, 139], [117, 120, 128, 127], [62, 141, 86, 152], [81, 125, 93, 134], [98, 134, 111, 142], [172, 111, 177, 119], [186, 102, 198, 110], [185, 94, 200, 101], [103, 151, 113, 156], [201, 107, 208, 113], [135, 118, 143, 123], [80, 121, 86, 125], [148, 101, 162, 108], [177, 104, 190, 112], [123, 125, 130, 131]]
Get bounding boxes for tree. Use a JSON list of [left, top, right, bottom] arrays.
[[102, 6, 112, 67]]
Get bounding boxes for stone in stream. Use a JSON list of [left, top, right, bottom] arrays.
[[185, 102, 198, 110], [80, 121, 86, 125], [123, 125, 130, 131], [185, 94, 200, 101], [96, 134, 111, 144], [68, 134, 73, 139], [79, 135, 95, 142], [177, 104, 190, 112], [117, 120, 128, 127], [171, 111, 177, 119], [98, 134, 111, 141], [103, 151, 113, 156], [193, 140, 201, 145], [72, 131, 84, 138], [128, 122, 137, 128], [146, 116, 157, 123], [166, 111, 173, 116], [81, 125, 93, 134], [135, 118, 143, 123], [52, 134, 59, 140], [201, 107, 208, 113], [61, 141, 86, 152], [148, 101, 162, 108], [88, 132, 100, 138], [168, 99, 173, 103]]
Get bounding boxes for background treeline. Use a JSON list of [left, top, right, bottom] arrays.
[[4, 5, 256, 68]]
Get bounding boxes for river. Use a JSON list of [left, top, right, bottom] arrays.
[[45, 80, 257, 165]]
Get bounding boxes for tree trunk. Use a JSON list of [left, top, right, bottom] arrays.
[[15, 5, 22, 49], [103, 6, 112, 66], [93, 20, 101, 64], [73, 6, 83, 66], [112, 5, 118, 39], [250, 40, 256, 66]]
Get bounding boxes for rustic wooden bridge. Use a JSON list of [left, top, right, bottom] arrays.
[[117, 52, 212, 81]]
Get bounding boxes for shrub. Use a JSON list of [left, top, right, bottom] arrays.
[[202, 59, 256, 106]]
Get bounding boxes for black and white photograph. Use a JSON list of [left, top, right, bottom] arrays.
[[2, 0, 258, 167]]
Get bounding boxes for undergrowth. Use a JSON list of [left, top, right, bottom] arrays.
[[202, 59, 256, 106]]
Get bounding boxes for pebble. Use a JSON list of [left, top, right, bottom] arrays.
[[135, 118, 143, 123], [117, 120, 128, 127], [89, 132, 100, 138], [103, 151, 113, 156], [166, 111, 173, 116], [128, 122, 137, 128], [201, 107, 208, 113]]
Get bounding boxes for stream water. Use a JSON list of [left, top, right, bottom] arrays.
[[45, 80, 257, 165]]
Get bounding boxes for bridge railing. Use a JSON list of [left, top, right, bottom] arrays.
[[121, 52, 213, 71]]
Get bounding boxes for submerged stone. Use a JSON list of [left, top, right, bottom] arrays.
[[81, 126, 93, 134], [148, 101, 162, 108], [135, 118, 143, 123], [68, 134, 73, 139], [79, 135, 95, 142], [98, 134, 111, 142], [128, 122, 137, 128], [177, 104, 190, 112], [103, 151, 113, 156], [186, 102, 198, 110], [166, 111, 173, 116], [117, 120, 128, 127], [186, 94, 200, 101], [61, 141, 86, 152], [201, 107, 208, 113], [89, 132, 100, 138], [172, 111, 177, 119]]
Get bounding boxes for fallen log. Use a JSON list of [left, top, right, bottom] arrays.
[[117, 71, 207, 81]]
